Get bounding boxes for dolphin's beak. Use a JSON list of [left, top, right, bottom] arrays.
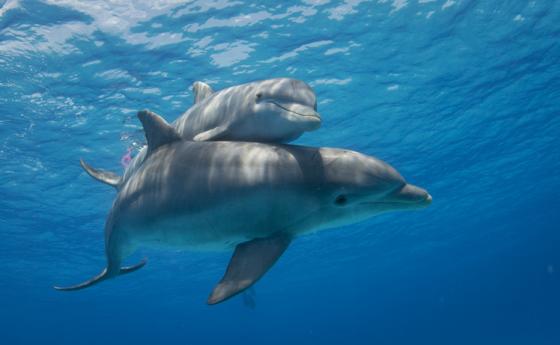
[[387, 183, 432, 208], [270, 101, 321, 130], [425, 193, 433, 204]]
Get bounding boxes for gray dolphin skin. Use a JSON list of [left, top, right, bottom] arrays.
[[82, 78, 321, 189], [56, 111, 431, 305]]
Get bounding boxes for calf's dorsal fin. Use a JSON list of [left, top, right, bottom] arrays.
[[193, 81, 214, 103], [137, 110, 181, 154]]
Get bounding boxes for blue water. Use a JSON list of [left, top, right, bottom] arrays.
[[1, 0, 560, 344]]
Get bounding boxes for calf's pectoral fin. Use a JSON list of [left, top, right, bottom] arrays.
[[54, 258, 147, 291], [193, 125, 230, 141], [207, 233, 291, 305], [80, 159, 121, 188]]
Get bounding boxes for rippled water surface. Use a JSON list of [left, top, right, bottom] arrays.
[[1, 1, 560, 344]]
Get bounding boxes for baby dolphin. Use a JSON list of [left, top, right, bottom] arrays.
[[183, 78, 320, 142], [81, 78, 321, 188], [56, 111, 431, 305]]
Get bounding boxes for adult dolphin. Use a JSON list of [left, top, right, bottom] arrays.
[[56, 111, 432, 305], [82, 78, 321, 188]]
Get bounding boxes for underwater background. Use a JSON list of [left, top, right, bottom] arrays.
[[1, 0, 559, 344]]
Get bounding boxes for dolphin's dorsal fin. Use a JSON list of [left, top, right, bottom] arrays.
[[193, 81, 214, 103], [137, 110, 181, 154], [207, 233, 291, 305]]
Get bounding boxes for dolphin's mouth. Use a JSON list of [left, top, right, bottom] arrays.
[[268, 101, 321, 122], [361, 193, 432, 209]]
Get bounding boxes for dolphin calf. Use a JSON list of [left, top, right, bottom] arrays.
[[183, 78, 320, 142], [56, 110, 431, 305], [82, 78, 321, 189]]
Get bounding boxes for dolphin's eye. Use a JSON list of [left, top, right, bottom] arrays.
[[334, 194, 348, 206], [256, 93, 262, 100]]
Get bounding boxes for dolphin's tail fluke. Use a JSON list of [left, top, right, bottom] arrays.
[[54, 259, 147, 291], [120, 259, 148, 274], [54, 268, 110, 291], [80, 159, 121, 188]]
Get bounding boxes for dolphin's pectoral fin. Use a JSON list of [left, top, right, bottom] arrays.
[[207, 233, 291, 305], [137, 110, 181, 155], [54, 258, 147, 291], [193, 81, 214, 103], [193, 125, 229, 141], [80, 159, 121, 188]]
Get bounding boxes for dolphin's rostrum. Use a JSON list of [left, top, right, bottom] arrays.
[[55, 110, 431, 305]]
